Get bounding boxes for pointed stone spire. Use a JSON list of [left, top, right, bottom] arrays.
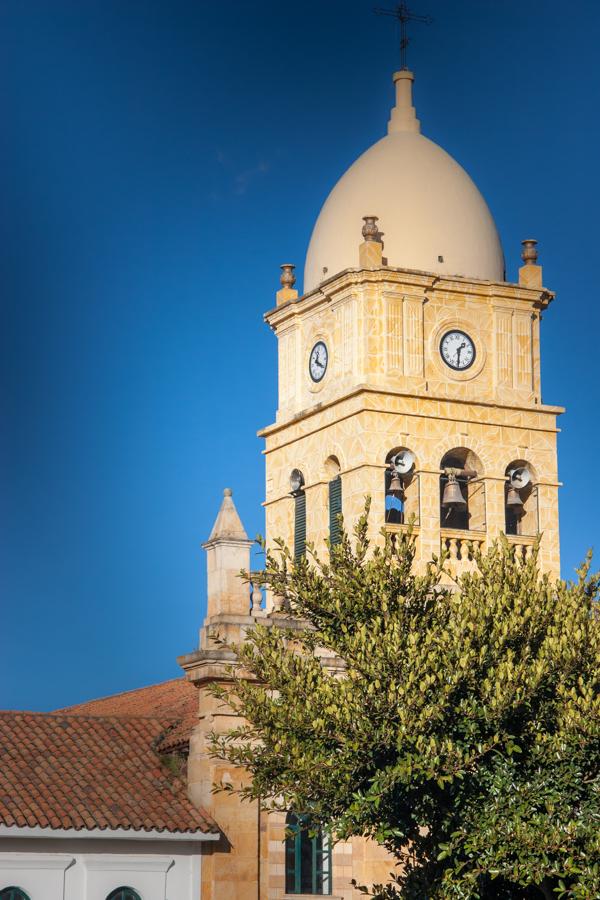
[[388, 70, 421, 134], [206, 488, 248, 543], [202, 489, 253, 620]]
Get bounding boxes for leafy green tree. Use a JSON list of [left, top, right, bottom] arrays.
[[210, 505, 600, 898]]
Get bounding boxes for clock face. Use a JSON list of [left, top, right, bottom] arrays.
[[440, 330, 476, 371], [309, 341, 328, 382]]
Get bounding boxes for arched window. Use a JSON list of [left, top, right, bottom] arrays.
[[290, 469, 306, 560], [325, 456, 342, 546], [106, 890, 142, 900], [0, 890, 31, 900], [504, 461, 538, 536], [440, 448, 485, 531], [384, 448, 419, 525], [285, 812, 332, 895]]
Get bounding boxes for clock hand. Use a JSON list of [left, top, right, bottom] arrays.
[[313, 357, 324, 369], [456, 341, 465, 366]]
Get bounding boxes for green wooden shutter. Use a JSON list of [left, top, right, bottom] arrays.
[[329, 476, 342, 545], [294, 491, 306, 560], [284, 813, 332, 896]]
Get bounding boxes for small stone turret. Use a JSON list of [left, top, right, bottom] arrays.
[[202, 487, 253, 620], [178, 488, 264, 899]]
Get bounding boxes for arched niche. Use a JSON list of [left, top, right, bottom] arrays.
[[289, 469, 306, 560], [440, 447, 485, 531], [504, 460, 539, 536], [384, 447, 420, 525], [323, 455, 341, 478], [324, 455, 342, 545]]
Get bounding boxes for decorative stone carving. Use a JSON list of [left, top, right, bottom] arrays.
[[362, 216, 380, 242], [280, 263, 296, 289], [521, 239, 538, 265]]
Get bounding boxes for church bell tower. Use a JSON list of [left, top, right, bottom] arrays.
[[260, 69, 562, 580]]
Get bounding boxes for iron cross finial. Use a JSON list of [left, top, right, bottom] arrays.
[[374, 2, 433, 70]]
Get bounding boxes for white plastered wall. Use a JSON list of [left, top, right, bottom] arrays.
[[0, 836, 204, 900]]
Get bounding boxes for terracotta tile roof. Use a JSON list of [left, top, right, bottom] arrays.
[[56, 677, 197, 721], [0, 711, 216, 834], [55, 677, 198, 753]]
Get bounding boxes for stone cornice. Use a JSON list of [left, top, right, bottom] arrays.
[[264, 266, 554, 330], [258, 383, 564, 442]]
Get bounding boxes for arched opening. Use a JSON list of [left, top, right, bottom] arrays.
[[504, 460, 538, 536], [440, 448, 485, 531], [285, 812, 332, 895], [323, 455, 341, 479], [384, 447, 420, 525], [290, 469, 306, 560], [325, 457, 342, 545]]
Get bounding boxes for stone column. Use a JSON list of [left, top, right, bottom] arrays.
[[417, 470, 441, 570], [486, 476, 507, 542]]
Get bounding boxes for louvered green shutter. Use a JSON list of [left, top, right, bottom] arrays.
[[294, 491, 306, 560], [329, 476, 342, 545]]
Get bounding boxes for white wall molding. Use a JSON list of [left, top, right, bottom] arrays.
[[0, 852, 74, 870]]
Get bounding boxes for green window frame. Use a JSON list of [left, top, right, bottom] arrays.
[[106, 890, 142, 900], [294, 490, 307, 560], [328, 475, 342, 545], [285, 812, 332, 895], [0, 890, 31, 900]]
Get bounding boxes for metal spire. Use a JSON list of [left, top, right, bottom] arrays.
[[374, 2, 433, 70]]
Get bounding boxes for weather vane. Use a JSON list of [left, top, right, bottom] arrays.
[[374, 2, 433, 70]]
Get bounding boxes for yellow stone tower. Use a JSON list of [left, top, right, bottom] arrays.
[[181, 66, 563, 900], [260, 69, 561, 582]]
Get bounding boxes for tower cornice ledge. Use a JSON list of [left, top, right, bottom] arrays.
[[265, 267, 554, 329], [201, 536, 253, 551], [258, 384, 564, 441], [178, 614, 331, 686]]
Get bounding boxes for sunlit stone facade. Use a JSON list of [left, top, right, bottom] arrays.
[[180, 67, 562, 900]]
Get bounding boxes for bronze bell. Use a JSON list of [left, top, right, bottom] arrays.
[[442, 474, 466, 508], [388, 470, 404, 496], [506, 486, 524, 511]]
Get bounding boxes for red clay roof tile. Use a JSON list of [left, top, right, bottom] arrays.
[[55, 678, 198, 753], [55, 677, 197, 721], [0, 711, 216, 835]]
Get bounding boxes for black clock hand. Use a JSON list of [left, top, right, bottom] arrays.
[[313, 357, 324, 369], [456, 341, 465, 366]]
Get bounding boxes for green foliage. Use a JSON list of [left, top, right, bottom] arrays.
[[209, 505, 600, 898]]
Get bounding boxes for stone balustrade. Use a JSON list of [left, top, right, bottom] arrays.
[[249, 570, 266, 615], [505, 534, 537, 562], [440, 529, 486, 572], [384, 522, 420, 538]]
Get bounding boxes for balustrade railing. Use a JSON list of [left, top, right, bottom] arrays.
[[249, 570, 266, 615], [440, 529, 486, 571], [505, 534, 537, 561]]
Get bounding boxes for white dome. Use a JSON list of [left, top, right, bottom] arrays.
[[304, 72, 504, 293]]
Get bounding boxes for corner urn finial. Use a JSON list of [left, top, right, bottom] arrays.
[[521, 239, 539, 266], [280, 263, 296, 290], [362, 216, 380, 242]]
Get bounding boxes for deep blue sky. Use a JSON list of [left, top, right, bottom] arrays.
[[2, 0, 599, 710]]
